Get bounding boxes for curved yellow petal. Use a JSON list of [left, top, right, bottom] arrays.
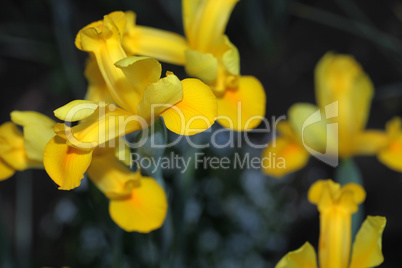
[[350, 216, 386, 268], [84, 54, 115, 103], [221, 36, 240, 76], [315, 52, 374, 155], [216, 76, 265, 131], [261, 136, 309, 178], [123, 11, 188, 65], [54, 100, 99, 122], [43, 136, 93, 190], [87, 148, 140, 199], [137, 72, 183, 122], [109, 177, 167, 233], [11, 111, 55, 162], [55, 104, 144, 150], [0, 122, 29, 171], [183, 0, 239, 51], [161, 78, 217, 135], [0, 158, 15, 181], [275, 242, 318, 268], [185, 50, 218, 83], [115, 56, 162, 97]]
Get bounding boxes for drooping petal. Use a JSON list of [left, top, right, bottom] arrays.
[[349, 216, 386, 268], [0, 158, 15, 181], [0, 122, 30, 171], [87, 147, 140, 199], [275, 242, 318, 268], [43, 136, 93, 190], [54, 103, 144, 150], [183, 0, 239, 52], [261, 136, 309, 178], [161, 78, 217, 135], [109, 177, 168, 233], [185, 49, 218, 83], [123, 11, 188, 65], [11, 111, 55, 162], [84, 54, 115, 103], [216, 76, 265, 131], [315, 52, 374, 156], [137, 72, 183, 122]]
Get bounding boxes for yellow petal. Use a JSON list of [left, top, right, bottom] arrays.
[[275, 242, 318, 268], [76, 12, 142, 113], [378, 117, 402, 172], [185, 49, 218, 83], [350, 216, 386, 268], [351, 130, 388, 155], [315, 52, 374, 155], [54, 100, 99, 122], [56, 104, 143, 150], [87, 148, 140, 199], [221, 36, 240, 76], [109, 177, 167, 233], [0, 122, 29, 170], [0, 158, 15, 181], [43, 136, 93, 190], [216, 76, 266, 131], [261, 136, 309, 178], [123, 11, 188, 65], [137, 72, 183, 122], [11, 111, 56, 162], [84, 54, 115, 103], [183, 0, 239, 51], [161, 78, 217, 135], [308, 180, 365, 213], [115, 56, 162, 96]]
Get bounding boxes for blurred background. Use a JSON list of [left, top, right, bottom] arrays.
[[1, 0, 402, 267]]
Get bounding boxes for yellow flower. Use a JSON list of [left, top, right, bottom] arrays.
[[44, 11, 217, 191], [0, 111, 55, 180], [122, 1, 266, 131], [87, 147, 167, 233], [276, 179, 386, 268], [262, 52, 393, 177]]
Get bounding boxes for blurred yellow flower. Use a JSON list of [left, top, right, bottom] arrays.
[[122, 0, 266, 131], [276, 179, 386, 268], [262, 52, 401, 177], [0, 111, 55, 180]]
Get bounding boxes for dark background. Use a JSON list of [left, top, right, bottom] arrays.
[[0, 0, 402, 267]]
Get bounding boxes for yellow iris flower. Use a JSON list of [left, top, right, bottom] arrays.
[[43, 11, 216, 191], [2, 109, 162, 232], [122, 0, 266, 131], [262, 52, 402, 177], [43, 12, 217, 231], [0, 111, 55, 180], [276, 179, 386, 268]]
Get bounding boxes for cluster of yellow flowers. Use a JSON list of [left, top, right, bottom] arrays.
[[0, 0, 400, 266]]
